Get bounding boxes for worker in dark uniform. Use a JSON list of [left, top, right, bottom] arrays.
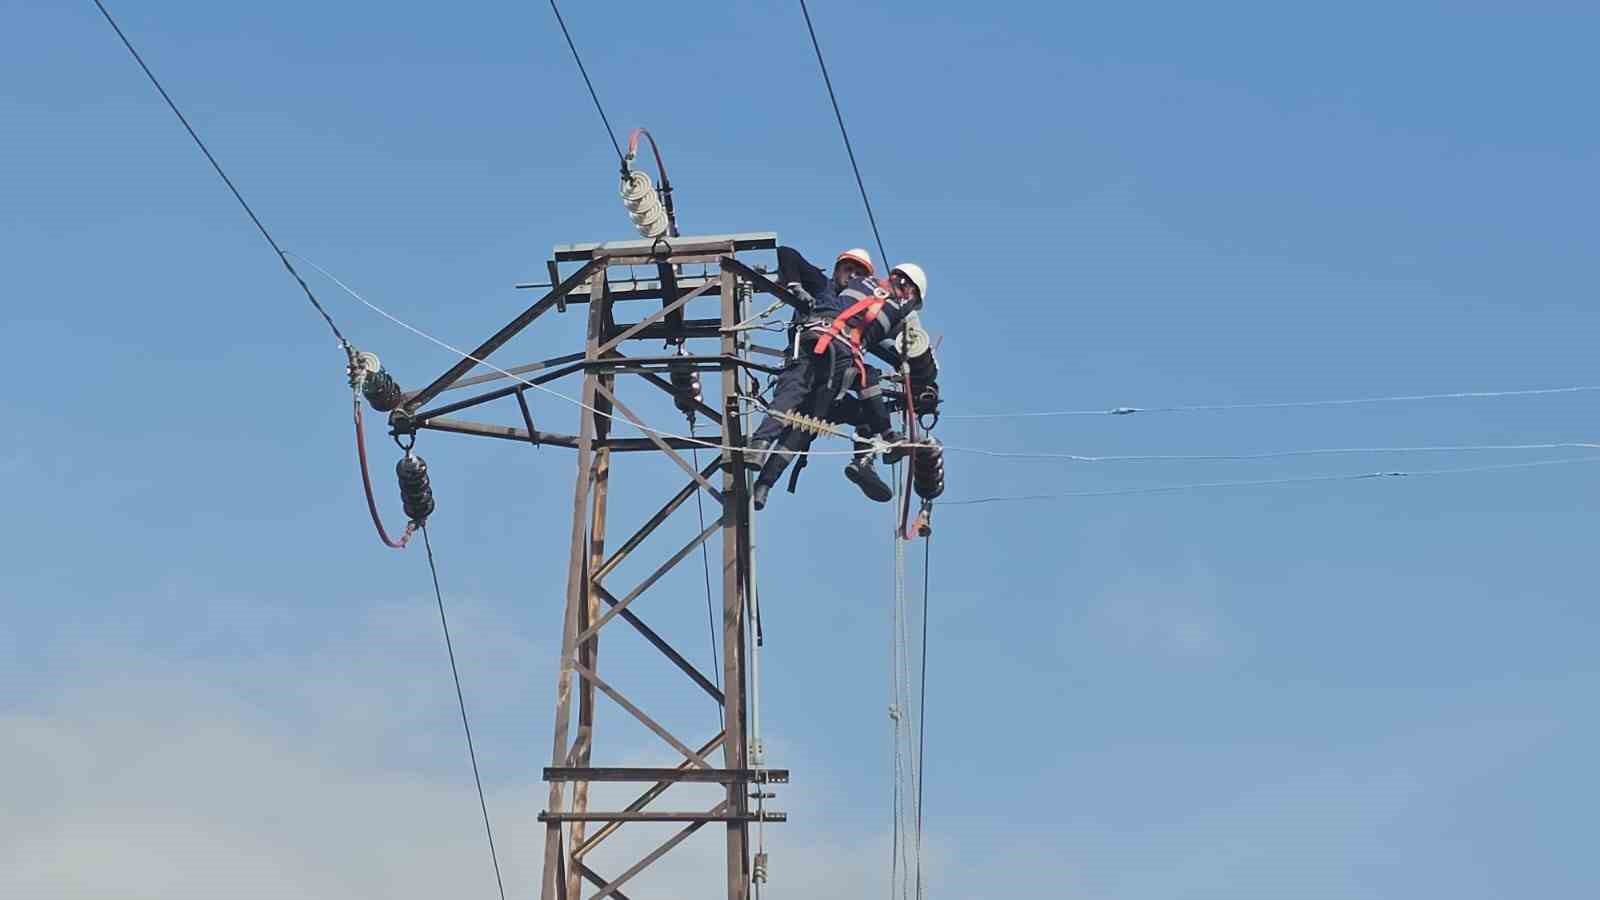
[[865, 292, 942, 463], [826, 263, 938, 502], [748, 262, 927, 510], [832, 325, 938, 469], [777, 245, 876, 318], [770, 245, 895, 501]]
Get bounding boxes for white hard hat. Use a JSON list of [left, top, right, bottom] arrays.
[[890, 263, 927, 301], [835, 247, 875, 274]]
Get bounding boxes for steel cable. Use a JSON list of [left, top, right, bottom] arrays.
[[90, 0, 350, 352], [941, 384, 1600, 420], [547, 0, 624, 162], [943, 441, 1600, 464], [798, 0, 889, 269], [296, 255, 883, 457], [940, 455, 1600, 506], [421, 526, 509, 900]]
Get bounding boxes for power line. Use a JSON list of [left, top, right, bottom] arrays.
[[547, 0, 624, 163], [304, 254, 1600, 484], [421, 527, 508, 900], [798, 0, 889, 269], [940, 455, 1600, 506], [89, 0, 349, 351], [944, 441, 1600, 464], [296, 255, 875, 457], [941, 384, 1600, 420]]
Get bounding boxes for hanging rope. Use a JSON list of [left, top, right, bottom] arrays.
[[297, 255, 897, 458], [914, 535, 931, 900], [689, 424, 722, 715], [896, 470, 908, 896]]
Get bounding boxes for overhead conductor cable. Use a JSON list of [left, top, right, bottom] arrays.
[[295, 255, 898, 458], [89, 0, 350, 357], [942, 455, 1600, 506], [943, 384, 1600, 419]]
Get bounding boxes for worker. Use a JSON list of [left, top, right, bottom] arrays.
[[748, 262, 928, 510], [776, 245, 876, 318], [872, 296, 943, 455], [829, 267, 940, 491], [770, 245, 895, 500]]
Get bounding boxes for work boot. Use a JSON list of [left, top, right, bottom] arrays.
[[751, 450, 790, 511], [880, 430, 909, 465], [844, 453, 894, 503], [744, 438, 776, 474]]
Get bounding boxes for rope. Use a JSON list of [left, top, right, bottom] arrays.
[[90, 0, 350, 354], [914, 535, 930, 900], [940, 455, 1600, 506], [723, 298, 789, 334], [296, 256, 887, 458], [798, 0, 889, 269], [421, 526, 508, 900], [941, 384, 1600, 420], [353, 399, 415, 549], [886, 463, 923, 900], [888, 467, 905, 900], [321, 262, 1600, 493], [897, 528, 919, 900], [688, 425, 721, 701], [547, 0, 624, 163]]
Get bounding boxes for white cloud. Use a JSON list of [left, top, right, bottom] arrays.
[[0, 606, 922, 900]]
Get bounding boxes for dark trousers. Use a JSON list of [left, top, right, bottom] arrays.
[[751, 333, 854, 485], [828, 366, 894, 443]]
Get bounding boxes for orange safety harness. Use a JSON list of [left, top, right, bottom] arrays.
[[811, 280, 893, 387]]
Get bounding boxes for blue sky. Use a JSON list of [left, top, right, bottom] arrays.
[[4, 1, 1600, 897]]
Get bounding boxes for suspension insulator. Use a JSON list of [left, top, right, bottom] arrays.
[[620, 170, 669, 239], [752, 851, 769, 884], [670, 366, 702, 416], [396, 454, 435, 524], [362, 367, 403, 412], [772, 409, 849, 440], [912, 438, 945, 501]]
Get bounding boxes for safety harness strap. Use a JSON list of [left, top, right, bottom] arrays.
[[812, 293, 886, 356], [812, 287, 889, 389]]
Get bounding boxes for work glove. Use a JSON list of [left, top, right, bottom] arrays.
[[784, 282, 815, 314]]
